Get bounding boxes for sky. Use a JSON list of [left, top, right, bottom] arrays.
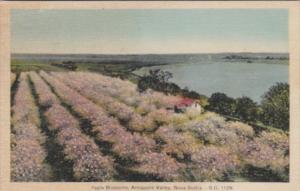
[[11, 9, 288, 54]]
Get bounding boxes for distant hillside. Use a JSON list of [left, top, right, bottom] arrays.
[[11, 52, 289, 65]]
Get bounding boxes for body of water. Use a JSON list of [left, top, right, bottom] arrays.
[[134, 61, 288, 103]]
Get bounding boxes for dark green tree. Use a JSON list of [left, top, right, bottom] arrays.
[[260, 83, 289, 131], [206, 93, 236, 116], [138, 69, 172, 92], [235, 96, 259, 122], [137, 69, 205, 100]]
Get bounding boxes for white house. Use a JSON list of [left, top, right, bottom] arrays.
[[175, 98, 202, 114]]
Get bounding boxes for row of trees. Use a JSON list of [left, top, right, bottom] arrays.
[[206, 83, 289, 131], [51, 61, 77, 71], [137, 69, 207, 102]]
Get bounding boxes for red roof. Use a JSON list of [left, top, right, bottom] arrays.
[[176, 98, 194, 107]]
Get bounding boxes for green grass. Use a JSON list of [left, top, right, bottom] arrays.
[[12, 59, 141, 83], [11, 60, 67, 73], [222, 114, 287, 135]]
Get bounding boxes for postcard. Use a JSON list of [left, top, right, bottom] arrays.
[[0, 1, 299, 191]]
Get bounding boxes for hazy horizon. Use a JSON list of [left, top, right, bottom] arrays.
[[12, 9, 288, 54], [12, 51, 289, 55]]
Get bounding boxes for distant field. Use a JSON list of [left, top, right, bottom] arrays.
[[11, 60, 67, 72], [10, 71, 289, 182], [11, 59, 153, 82]]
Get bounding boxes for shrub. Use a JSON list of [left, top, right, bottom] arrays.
[[128, 114, 156, 132], [260, 83, 289, 130], [131, 152, 186, 181], [29, 72, 59, 107], [147, 109, 170, 125], [46, 104, 115, 181], [225, 121, 255, 138], [189, 146, 240, 181], [12, 122, 46, 144], [155, 126, 202, 159], [111, 133, 156, 161], [238, 139, 288, 181], [12, 73, 40, 126], [256, 131, 289, 155], [11, 73, 50, 182], [167, 113, 190, 125], [186, 107, 201, 119], [192, 121, 238, 146], [11, 137, 52, 181]]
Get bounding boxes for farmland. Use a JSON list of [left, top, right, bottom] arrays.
[[10, 71, 289, 182]]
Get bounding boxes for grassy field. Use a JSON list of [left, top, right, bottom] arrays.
[[11, 60, 68, 72], [11, 59, 158, 83]]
